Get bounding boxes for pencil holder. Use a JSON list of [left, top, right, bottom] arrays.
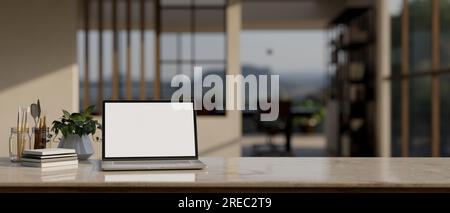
[[9, 127, 31, 162], [32, 127, 50, 149]]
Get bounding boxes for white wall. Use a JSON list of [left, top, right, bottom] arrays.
[[243, 0, 346, 29], [0, 0, 242, 158], [0, 0, 79, 156], [375, 0, 391, 157]]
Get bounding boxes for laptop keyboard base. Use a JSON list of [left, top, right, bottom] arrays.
[[101, 160, 206, 171]]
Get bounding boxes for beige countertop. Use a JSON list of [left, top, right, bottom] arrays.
[[1, 157, 450, 192]]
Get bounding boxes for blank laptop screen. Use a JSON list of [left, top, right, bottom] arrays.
[[104, 102, 197, 158]]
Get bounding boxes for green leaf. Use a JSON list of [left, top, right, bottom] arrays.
[[63, 110, 71, 118], [60, 126, 68, 138], [70, 113, 85, 122], [84, 105, 95, 116], [75, 125, 84, 137], [83, 124, 92, 135], [52, 107, 101, 139], [74, 120, 84, 126]]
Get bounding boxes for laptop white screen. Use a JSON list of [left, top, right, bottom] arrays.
[[104, 102, 197, 158]]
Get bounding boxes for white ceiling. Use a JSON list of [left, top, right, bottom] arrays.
[[81, 0, 375, 31], [242, 0, 348, 30]]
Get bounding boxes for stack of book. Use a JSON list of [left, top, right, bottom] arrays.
[[21, 148, 78, 168]]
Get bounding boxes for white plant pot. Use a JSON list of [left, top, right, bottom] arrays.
[[58, 134, 94, 160]]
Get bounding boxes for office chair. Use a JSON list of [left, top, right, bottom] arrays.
[[252, 100, 293, 156]]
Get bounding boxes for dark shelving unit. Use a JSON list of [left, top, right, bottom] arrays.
[[328, 7, 376, 157], [330, 8, 372, 25]]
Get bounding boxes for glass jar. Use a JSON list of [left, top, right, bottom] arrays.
[[32, 127, 50, 149], [9, 127, 31, 162]]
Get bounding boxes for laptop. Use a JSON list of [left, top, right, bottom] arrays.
[[101, 100, 206, 171]]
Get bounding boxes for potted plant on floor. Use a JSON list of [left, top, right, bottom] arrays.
[[51, 105, 101, 160]]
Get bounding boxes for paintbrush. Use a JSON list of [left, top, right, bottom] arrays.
[[19, 107, 26, 158], [42, 115, 47, 148], [17, 107, 24, 159], [16, 107, 20, 160], [16, 107, 20, 133], [18, 107, 29, 158], [25, 107, 29, 130], [21, 107, 25, 133], [37, 99, 41, 126]]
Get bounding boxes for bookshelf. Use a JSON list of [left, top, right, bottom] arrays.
[[328, 7, 376, 157]]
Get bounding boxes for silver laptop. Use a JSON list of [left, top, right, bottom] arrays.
[[101, 100, 206, 171]]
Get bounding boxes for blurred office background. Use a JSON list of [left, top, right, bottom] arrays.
[[1, 0, 449, 158]]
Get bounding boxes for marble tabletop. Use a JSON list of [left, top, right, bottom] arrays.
[[1, 157, 450, 192]]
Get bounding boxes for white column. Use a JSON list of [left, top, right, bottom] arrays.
[[196, 0, 242, 157], [226, 0, 242, 114], [375, 0, 391, 157], [227, 1, 242, 85]]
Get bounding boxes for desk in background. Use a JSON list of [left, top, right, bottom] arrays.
[[243, 107, 317, 154]]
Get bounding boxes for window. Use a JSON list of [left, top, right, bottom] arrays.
[[78, 0, 156, 114], [78, 0, 227, 115], [389, 0, 450, 157], [159, 0, 227, 115], [241, 30, 327, 134]]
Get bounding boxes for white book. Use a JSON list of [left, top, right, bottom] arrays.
[[24, 148, 76, 156], [21, 156, 78, 163], [22, 160, 79, 168], [23, 153, 78, 159]]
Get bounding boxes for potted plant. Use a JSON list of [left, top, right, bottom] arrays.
[[51, 105, 101, 160]]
